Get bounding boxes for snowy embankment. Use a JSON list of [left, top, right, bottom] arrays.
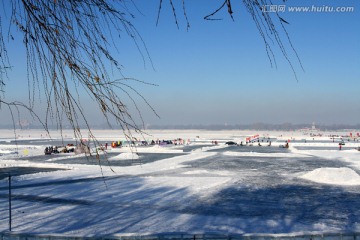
[[291, 142, 359, 148], [223, 151, 311, 158], [0, 144, 42, 157], [301, 167, 360, 186], [108, 152, 140, 160], [109, 145, 184, 153], [0, 159, 74, 170], [294, 148, 360, 185], [192, 144, 229, 152]]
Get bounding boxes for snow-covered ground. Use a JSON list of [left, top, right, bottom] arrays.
[[1, 129, 360, 236]]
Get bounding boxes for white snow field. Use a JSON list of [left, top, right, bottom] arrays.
[[1, 129, 360, 237]]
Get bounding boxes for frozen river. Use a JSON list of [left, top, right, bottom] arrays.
[[1, 130, 360, 235]]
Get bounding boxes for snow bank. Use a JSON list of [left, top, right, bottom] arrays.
[[0, 159, 73, 170], [108, 152, 140, 160], [300, 167, 360, 186], [182, 170, 210, 175], [223, 151, 310, 158], [110, 145, 184, 153], [192, 144, 228, 152], [45, 153, 85, 162], [0, 149, 18, 154]]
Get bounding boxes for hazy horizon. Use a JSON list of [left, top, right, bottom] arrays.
[[0, 0, 359, 127]]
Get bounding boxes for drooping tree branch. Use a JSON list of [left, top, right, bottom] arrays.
[[0, 0, 305, 146], [0, 0, 156, 145], [157, 0, 303, 80], [207, 0, 303, 79], [204, 0, 234, 21]]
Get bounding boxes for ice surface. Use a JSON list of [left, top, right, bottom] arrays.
[[1, 129, 360, 236]]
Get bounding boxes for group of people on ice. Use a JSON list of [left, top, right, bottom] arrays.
[[44, 146, 59, 155], [44, 144, 75, 155], [105, 138, 191, 149], [222, 140, 273, 147]]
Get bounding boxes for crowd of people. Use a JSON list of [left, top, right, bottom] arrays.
[[106, 138, 191, 149], [44, 144, 75, 155], [42, 136, 297, 155]]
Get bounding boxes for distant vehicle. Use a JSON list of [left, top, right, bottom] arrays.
[[225, 141, 237, 145]]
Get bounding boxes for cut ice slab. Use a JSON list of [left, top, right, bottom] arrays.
[[300, 167, 360, 186]]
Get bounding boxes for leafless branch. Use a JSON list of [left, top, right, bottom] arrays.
[[0, 0, 157, 146]]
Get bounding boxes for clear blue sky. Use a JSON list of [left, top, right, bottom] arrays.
[[1, 0, 360, 126]]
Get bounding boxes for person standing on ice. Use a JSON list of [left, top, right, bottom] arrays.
[[339, 143, 342, 150]]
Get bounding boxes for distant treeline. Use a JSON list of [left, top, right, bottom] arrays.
[[1, 123, 359, 131], [146, 123, 360, 131]]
